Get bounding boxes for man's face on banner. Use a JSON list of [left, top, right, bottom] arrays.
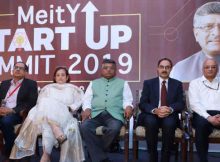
[[194, 14, 220, 56]]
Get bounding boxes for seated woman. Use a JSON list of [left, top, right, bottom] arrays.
[[10, 67, 85, 162]]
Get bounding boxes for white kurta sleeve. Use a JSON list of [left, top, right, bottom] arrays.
[[123, 81, 133, 109], [82, 82, 93, 111]]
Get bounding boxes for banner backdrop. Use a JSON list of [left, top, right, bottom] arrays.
[[0, 0, 216, 95]]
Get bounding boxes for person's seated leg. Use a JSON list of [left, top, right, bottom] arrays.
[[193, 113, 213, 162], [102, 115, 123, 151], [40, 147, 51, 162], [41, 126, 56, 162], [161, 114, 178, 162], [80, 118, 107, 162], [49, 122, 67, 145], [142, 114, 159, 162], [0, 114, 22, 157]]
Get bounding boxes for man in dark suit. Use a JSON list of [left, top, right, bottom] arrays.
[[138, 58, 184, 162], [0, 62, 38, 161]]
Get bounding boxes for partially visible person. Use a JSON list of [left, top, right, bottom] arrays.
[[0, 62, 38, 162], [80, 59, 133, 162], [138, 58, 184, 162], [189, 58, 220, 162], [170, 2, 220, 82], [10, 67, 85, 162]]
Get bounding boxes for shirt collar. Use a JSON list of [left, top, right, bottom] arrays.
[[101, 77, 116, 82], [159, 77, 168, 84], [11, 78, 24, 86], [201, 75, 219, 83]]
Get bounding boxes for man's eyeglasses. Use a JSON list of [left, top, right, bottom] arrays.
[[14, 66, 26, 71], [202, 81, 219, 91], [102, 66, 115, 70], [158, 65, 171, 70], [203, 65, 217, 70], [195, 23, 220, 32]]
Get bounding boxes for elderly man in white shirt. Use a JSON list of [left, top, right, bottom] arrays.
[[189, 58, 220, 162]]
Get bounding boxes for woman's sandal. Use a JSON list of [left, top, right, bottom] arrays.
[[56, 134, 67, 145]]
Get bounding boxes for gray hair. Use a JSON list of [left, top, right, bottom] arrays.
[[193, 1, 220, 27], [203, 58, 219, 71]]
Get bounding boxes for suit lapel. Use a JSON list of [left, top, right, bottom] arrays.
[[5, 80, 11, 90], [167, 78, 173, 104], [3, 80, 12, 98], [154, 78, 160, 105], [17, 79, 26, 101]]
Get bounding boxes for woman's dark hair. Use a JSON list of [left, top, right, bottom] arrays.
[[53, 66, 70, 83]]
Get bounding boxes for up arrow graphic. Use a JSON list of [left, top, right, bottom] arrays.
[[82, 1, 108, 50], [81, 1, 98, 25]]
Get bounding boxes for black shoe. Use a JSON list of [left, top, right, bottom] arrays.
[[101, 158, 112, 162], [109, 139, 121, 153]]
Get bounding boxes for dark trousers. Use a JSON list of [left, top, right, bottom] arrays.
[[80, 111, 123, 162], [193, 111, 220, 162], [0, 113, 22, 157], [141, 113, 178, 162]]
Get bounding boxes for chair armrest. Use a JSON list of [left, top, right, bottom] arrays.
[[19, 109, 29, 121], [124, 118, 130, 133], [182, 111, 193, 140], [15, 109, 29, 135], [72, 107, 82, 124], [178, 110, 191, 140], [186, 111, 193, 137], [132, 106, 140, 129]]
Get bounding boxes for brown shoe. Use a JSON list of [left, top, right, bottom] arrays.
[[56, 134, 67, 145]]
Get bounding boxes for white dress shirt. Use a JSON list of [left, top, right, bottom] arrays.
[[5, 79, 23, 109], [189, 76, 220, 119], [151, 77, 173, 114], [82, 80, 133, 111]]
